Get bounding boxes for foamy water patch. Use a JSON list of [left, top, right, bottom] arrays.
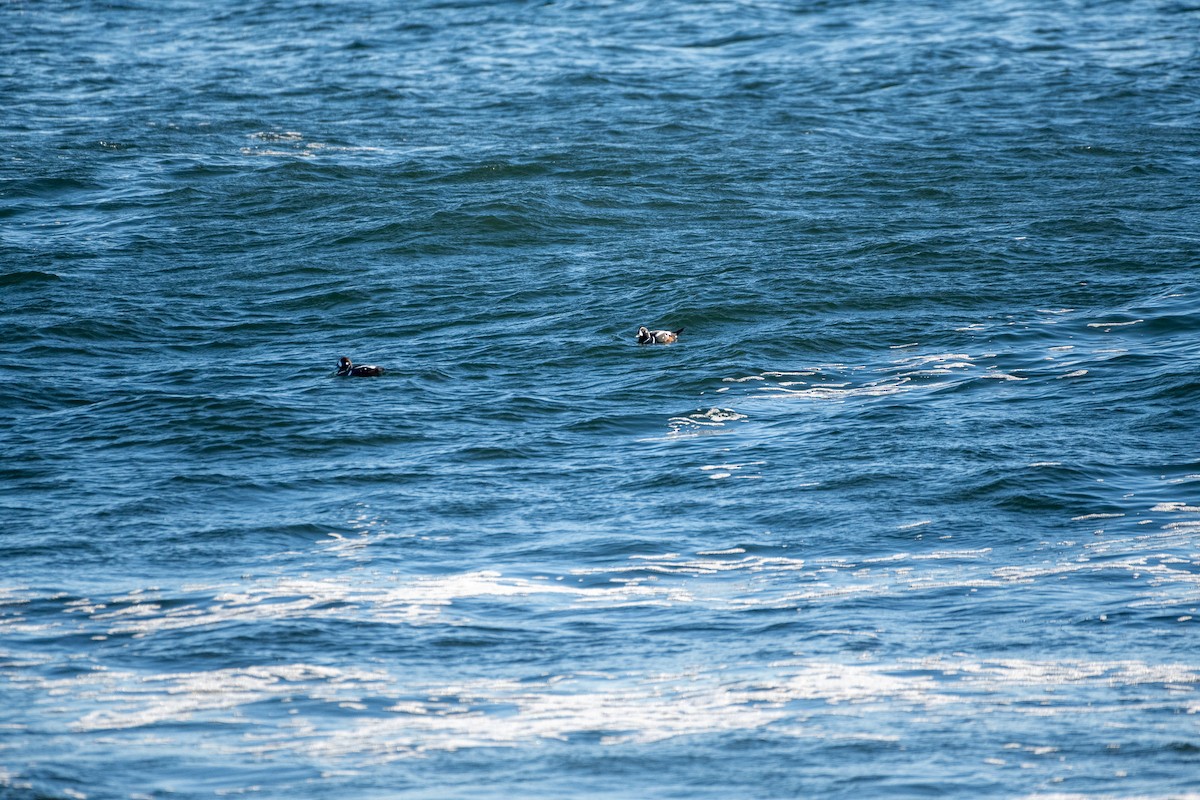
[[699, 460, 765, 480], [1087, 319, 1144, 329], [663, 407, 748, 436], [755, 379, 910, 401], [990, 513, 1200, 611], [566, 548, 1015, 611], [1151, 502, 1200, 513], [885, 352, 976, 378], [65, 663, 392, 733], [0, 571, 702, 645], [17, 654, 1197, 767], [721, 351, 1014, 405], [11, 509, 1199, 649], [243, 131, 385, 159], [722, 365, 886, 403], [710, 322, 1173, 412]]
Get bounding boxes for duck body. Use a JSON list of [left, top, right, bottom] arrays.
[[336, 356, 385, 377], [636, 326, 683, 345]]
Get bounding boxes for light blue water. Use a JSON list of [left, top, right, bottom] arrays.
[[3, 1, 1200, 798]]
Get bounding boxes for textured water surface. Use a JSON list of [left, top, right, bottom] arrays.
[[3, 1, 1200, 798]]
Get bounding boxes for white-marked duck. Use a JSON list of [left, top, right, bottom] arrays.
[[335, 356, 385, 377], [636, 326, 683, 345]]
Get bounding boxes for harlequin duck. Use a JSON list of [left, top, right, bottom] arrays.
[[335, 356, 385, 377], [636, 326, 683, 345]]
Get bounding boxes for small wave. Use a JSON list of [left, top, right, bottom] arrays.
[[250, 131, 303, 142], [0, 270, 62, 286], [242, 131, 384, 159], [699, 460, 764, 480], [1087, 319, 1144, 329], [34, 653, 1200, 757], [665, 407, 748, 436]]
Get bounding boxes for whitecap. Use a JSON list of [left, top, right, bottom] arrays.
[[1087, 319, 1143, 328]]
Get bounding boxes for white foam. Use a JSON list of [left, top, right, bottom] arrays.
[[78, 570, 704, 640], [34, 653, 1200, 761], [756, 380, 909, 401], [1087, 319, 1143, 328], [666, 407, 748, 433], [1151, 502, 1200, 513], [888, 353, 973, 368], [699, 461, 764, 480]]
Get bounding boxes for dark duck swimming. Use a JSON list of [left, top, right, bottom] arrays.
[[335, 356, 385, 377], [636, 326, 683, 345]]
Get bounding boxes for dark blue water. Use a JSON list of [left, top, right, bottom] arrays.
[[4, 1, 1200, 797]]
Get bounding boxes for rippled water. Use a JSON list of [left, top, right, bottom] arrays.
[[4, 1, 1200, 798]]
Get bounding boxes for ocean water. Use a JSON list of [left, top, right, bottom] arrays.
[[3, 0, 1200, 797]]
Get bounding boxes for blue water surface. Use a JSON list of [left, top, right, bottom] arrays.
[[3, 1, 1200, 798]]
